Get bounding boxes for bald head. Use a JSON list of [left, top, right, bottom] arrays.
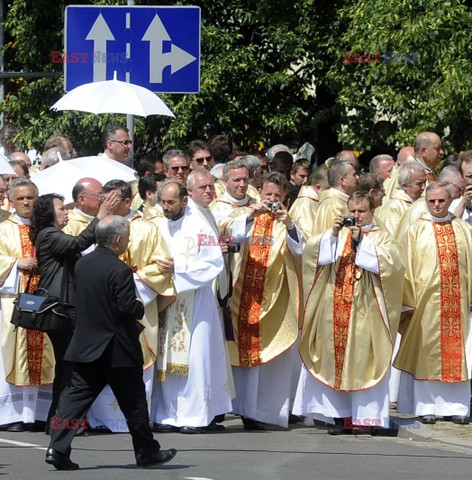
[[158, 180, 188, 221], [334, 150, 359, 171], [9, 152, 31, 168], [397, 146, 415, 165], [72, 177, 104, 216], [413, 132, 444, 169]]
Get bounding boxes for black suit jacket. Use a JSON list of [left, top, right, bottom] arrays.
[[35, 218, 99, 305], [65, 246, 145, 367]]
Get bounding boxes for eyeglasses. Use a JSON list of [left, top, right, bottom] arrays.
[[170, 166, 190, 174], [193, 155, 213, 164], [82, 192, 104, 200], [111, 139, 133, 146]]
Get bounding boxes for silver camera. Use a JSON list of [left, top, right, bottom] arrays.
[[267, 202, 279, 212]]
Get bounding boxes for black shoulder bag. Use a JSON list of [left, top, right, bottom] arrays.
[[10, 267, 72, 332]]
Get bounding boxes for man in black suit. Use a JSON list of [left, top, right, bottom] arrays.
[[45, 215, 176, 470]]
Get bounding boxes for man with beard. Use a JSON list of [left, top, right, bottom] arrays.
[[151, 180, 232, 433]]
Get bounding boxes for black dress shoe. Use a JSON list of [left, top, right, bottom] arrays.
[[137, 448, 177, 468], [6, 422, 25, 432], [289, 413, 303, 424], [45, 448, 79, 470], [241, 417, 266, 431], [419, 415, 436, 424], [180, 426, 204, 434], [204, 422, 226, 432], [327, 425, 352, 435], [451, 415, 470, 425], [152, 423, 179, 433]]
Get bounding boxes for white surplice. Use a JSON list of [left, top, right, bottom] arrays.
[[151, 206, 233, 427]]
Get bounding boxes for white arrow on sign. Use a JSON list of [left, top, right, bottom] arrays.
[[86, 13, 115, 82], [142, 14, 196, 84]]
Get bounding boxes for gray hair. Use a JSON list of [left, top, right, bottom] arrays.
[[187, 167, 213, 189], [240, 155, 260, 178], [267, 144, 290, 161], [222, 160, 248, 180], [327, 160, 352, 188], [437, 165, 462, 184], [40, 147, 65, 170], [369, 154, 394, 174], [96, 215, 129, 248], [162, 149, 190, 170], [425, 181, 452, 199], [398, 162, 425, 186], [9, 178, 38, 200]]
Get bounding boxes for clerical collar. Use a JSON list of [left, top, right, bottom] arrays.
[[361, 223, 374, 232], [224, 191, 250, 206], [414, 156, 433, 173], [330, 187, 349, 199], [430, 212, 452, 222], [16, 215, 30, 225], [75, 207, 95, 222]]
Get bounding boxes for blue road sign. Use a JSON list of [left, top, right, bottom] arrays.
[[63, 5, 200, 93]]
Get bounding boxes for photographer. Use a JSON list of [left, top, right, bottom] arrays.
[[293, 191, 404, 434], [222, 171, 303, 430]]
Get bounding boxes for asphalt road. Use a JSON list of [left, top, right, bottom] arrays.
[[1, 417, 472, 480]]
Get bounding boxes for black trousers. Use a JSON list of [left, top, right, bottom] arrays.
[[48, 352, 160, 464], [45, 323, 75, 433]]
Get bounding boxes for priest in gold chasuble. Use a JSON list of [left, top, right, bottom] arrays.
[[312, 161, 358, 236], [224, 172, 303, 428], [395, 183, 472, 424], [293, 191, 404, 432], [0, 180, 54, 427]]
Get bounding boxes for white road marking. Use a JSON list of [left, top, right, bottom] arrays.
[[0, 437, 47, 450], [183, 478, 215, 480]]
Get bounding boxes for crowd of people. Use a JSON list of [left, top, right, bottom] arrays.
[[0, 124, 471, 469]]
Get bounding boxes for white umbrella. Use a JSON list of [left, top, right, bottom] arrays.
[[50, 72, 175, 118], [31, 156, 137, 204], [0, 153, 17, 175]]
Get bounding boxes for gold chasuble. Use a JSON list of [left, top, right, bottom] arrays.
[[120, 214, 175, 369], [394, 215, 472, 382], [142, 204, 164, 221], [288, 185, 320, 239], [312, 188, 349, 236], [383, 164, 401, 200], [300, 225, 404, 391], [62, 208, 93, 236], [227, 212, 300, 367], [374, 189, 412, 237], [0, 216, 54, 386], [0, 208, 10, 223]]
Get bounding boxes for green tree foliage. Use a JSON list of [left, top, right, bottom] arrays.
[[2, 0, 472, 160], [329, 0, 472, 152]]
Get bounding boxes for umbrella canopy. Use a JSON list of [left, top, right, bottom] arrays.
[[31, 156, 137, 204], [50, 72, 175, 118], [0, 153, 17, 176]]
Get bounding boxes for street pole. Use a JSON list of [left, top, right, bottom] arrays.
[[127, 0, 135, 158], [0, 0, 5, 128]]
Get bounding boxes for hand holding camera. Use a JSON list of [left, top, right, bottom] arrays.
[[331, 215, 360, 239]]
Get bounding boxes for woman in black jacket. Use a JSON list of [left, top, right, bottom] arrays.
[[29, 192, 116, 433]]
